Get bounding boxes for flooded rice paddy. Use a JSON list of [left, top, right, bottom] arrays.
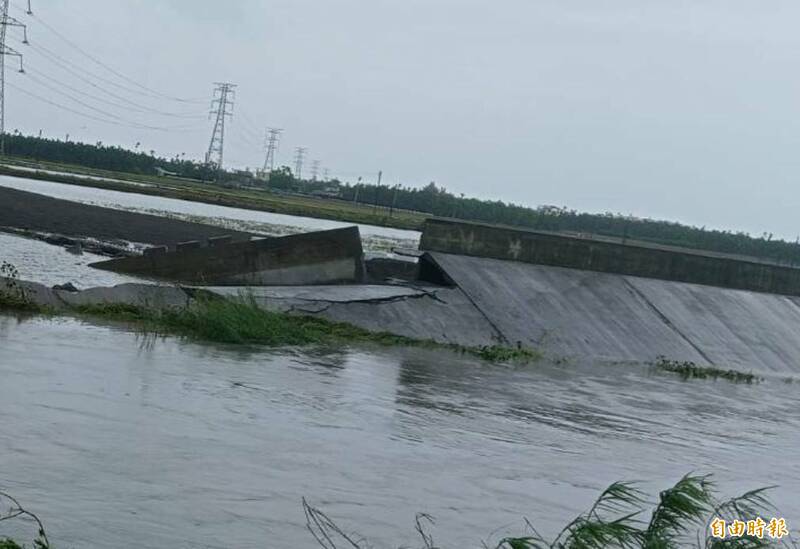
[[1, 316, 798, 548], [0, 232, 143, 288], [0, 175, 420, 255]]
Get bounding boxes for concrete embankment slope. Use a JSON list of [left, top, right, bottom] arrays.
[[423, 252, 800, 372], [0, 186, 251, 246], [8, 259, 800, 372]]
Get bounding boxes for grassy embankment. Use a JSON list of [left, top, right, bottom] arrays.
[[0, 277, 538, 364], [0, 156, 426, 231]]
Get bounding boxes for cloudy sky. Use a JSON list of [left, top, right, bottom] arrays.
[[8, 1, 800, 239]]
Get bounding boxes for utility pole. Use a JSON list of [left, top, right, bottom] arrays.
[[204, 82, 236, 179], [373, 170, 382, 214], [389, 183, 400, 217], [293, 146, 307, 179], [311, 159, 320, 181], [323, 168, 330, 181], [262, 127, 282, 173], [0, 0, 29, 156]]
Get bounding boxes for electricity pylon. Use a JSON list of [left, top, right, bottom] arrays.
[[262, 127, 282, 173], [204, 82, 236, 176], [294, 146, 307, 179], [311, 159, 320, 181], [0, 0, 29, 155]]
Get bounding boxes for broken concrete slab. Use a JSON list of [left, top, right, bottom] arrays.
[[207, 284, 429, 303], [56, 283, 191, 309], [364, 257, 418, 282], [1, 278, 67, 310], [1, 278, 191, 311], [209, 284, 503, 347], [90, 226, 365, 286]]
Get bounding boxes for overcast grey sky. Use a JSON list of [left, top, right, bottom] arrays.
[[8, 1, 800, 239]]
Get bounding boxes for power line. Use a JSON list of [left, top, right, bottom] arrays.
[[0, 0, 28, 154], [23, 67, 204, 120], [205, 82, 236, 175], [228, 128, 260, 150], [235, 109, 265, 140], [263, 127, 282, 172], [294, 146, 307, 179], [21, 71, 201, 131], [7, 81, 202, 132], [23, 40, 206, 118], [24, 8, 206, 104]]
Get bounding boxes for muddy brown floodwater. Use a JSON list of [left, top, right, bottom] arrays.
[[1, 316, 799, 548]]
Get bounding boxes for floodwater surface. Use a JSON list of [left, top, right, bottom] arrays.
[[1, 316, 798, 548], [0, 232, 143, 288], [0, 175, 421, 253]]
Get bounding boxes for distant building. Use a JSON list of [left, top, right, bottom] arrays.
[[310, 185, 341, 199], [154, 167, 178, 177]]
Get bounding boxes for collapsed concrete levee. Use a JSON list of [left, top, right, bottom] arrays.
[[90, 226, 365, 286], [12, 213, 800, 373], [420, 218, 800, 297]]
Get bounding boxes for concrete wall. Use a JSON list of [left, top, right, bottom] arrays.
[[420, 218, 800, 297], [91, 226, 365, 286], [420, 252, 800, 371]]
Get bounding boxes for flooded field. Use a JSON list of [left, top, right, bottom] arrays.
[[0, 175, 420, 254], [1, 316, 798, 548], [0, 232, 143, 288]]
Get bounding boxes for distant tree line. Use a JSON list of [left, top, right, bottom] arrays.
[[5, 133, 800, 264], [286, 178, 800, 265], [4, 133, 217, 180]]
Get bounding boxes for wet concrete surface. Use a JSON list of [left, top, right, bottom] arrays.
[[1, 316, 798, 548]]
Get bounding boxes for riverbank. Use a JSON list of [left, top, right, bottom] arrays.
[[0, 159, 426, 231], [0, 277, 539, 363]]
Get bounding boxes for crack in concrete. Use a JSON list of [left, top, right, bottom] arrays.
[[622, 277, 714, 365]]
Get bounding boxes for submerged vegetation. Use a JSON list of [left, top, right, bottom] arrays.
[[654, 358, 763, 384], [0, 270, 539, 364], [304, 474, 794, 548], [0, 492, 49, 549], [0, 262, 34, 312], [71, 298, 540, 363]]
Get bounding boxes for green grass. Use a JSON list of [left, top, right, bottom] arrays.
[[73, 297, 540, 363], [304, 474, 791, 548], [0, 288, 540, 364], [654, 358, 763, 384]]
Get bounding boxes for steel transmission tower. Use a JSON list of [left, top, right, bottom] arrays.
[[262, 127, 282, 172], [204, 82, 236, 174], [294, 146, 307, 179], [310, 160, 320, 181], [0, 0, 29, 155]]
